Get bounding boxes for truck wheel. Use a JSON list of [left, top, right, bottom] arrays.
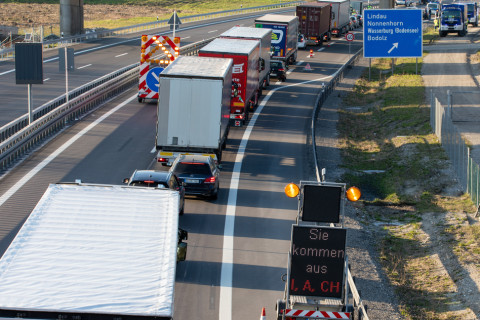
[[266, 74, 270, 87], [439, 31, 447, 37], [138, 97, 143, 103], [276, 300, 286, 320]]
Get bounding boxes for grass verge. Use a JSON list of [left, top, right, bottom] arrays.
[[340, 44, 479, 318]]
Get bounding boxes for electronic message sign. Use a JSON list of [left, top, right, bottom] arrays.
[[289, 226, 347, 298], [301, 184, 343, 223]]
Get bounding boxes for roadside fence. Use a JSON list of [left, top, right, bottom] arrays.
[[430, 90, 480, 217]]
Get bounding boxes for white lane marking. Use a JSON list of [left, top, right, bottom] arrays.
[[296, 60, 304, 66], [219, 71, 338, 320], [182, 36, 191, 39], [77, 64, 92, 69], [208, 30, 218, 33], [317, 47, 325, 52], [150, 147, 156, 153], [0, 94, 137, 208], [44, 78, 50, 82], [115, 53, 128, 58]]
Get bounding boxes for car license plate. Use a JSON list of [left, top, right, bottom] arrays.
[[185, 179, 200, 183], [271, 73, 277, 76]]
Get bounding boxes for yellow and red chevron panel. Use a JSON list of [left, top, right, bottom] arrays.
[[138, 35, 180, 100]]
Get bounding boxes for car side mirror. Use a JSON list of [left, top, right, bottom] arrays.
[[217, 164, 222, 170]]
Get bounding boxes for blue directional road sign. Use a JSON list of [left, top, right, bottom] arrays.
[[146, 67, 164, 93], [363, 9, 423, 58]]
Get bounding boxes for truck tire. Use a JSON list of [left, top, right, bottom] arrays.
[[276, 300, 286, 320], [138, 96, 144, 103], [439, 31, 447, 37]]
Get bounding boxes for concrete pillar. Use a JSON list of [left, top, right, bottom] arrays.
[[60, 0, 84, 36]]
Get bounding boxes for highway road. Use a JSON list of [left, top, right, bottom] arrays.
[[0, 8, 294, 127], [0, 8, 373, 320]]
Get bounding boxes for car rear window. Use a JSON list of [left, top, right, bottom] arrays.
[[131, 181, 168, 188], [174, 163, 212, 175]]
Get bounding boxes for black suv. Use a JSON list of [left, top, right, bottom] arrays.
[[170, 154, 220, 200], [269, 60, 287, 82]]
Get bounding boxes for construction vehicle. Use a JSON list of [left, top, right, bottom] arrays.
[[276, 182, 368, 320], [439, 3, 468, 37]]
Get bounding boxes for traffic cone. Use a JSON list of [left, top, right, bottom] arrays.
[[309, 49, 314, 58], [260, 307, 266, 320], [304, 63, 313, 71]]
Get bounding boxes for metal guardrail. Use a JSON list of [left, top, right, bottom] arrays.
[[0, 37, 215, 171], [0, 1, 301, 60], [311, 49, 370, 320]]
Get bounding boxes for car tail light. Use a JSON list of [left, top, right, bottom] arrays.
[[278, 68, 285, 72], [144, 180, 155, 184], [157, 157, 168, 163], [204, 176, 216, 183]]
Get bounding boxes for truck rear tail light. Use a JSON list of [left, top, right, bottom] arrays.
[[158, 157, 168, 163], [204, 176, 216, 183], [233, 115, 244, 119]]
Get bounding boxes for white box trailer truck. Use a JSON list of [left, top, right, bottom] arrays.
[[0, 182, 187, 320], [156, 55, 232, 165], [317, 0, 351, 37], [219, 26, 272, 91]]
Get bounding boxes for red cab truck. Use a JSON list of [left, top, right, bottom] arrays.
[[219, 26, 272, 93], [296, 3, 332, 45], [199, 38, 260, 127]]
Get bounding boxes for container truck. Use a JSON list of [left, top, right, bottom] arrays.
[[198, 38, 260, 127], [296, 3, 332, 46], [317, 0, 352, 37], [156, 55, 232, 165], [219, 26, 272, 92], [254, 14, 299, 65], [439, 3, 468, 37], [0, 181, 188, 320]]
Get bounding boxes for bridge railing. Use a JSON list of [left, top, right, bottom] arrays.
[[0, 37, 215, 171]]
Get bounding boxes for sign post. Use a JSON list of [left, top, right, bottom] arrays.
[[345, 32, 355, 61], [168, 11, 182, 38]]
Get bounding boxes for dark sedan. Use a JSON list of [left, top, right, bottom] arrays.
[[123, 170, 185, 215], [170, 154, 220, 200]]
